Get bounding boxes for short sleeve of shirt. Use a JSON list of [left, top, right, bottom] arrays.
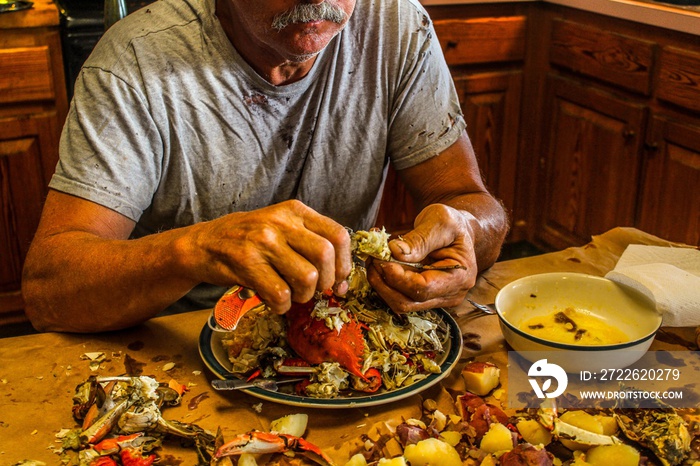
[[50, 64, 163, 222], [385, 2, 466, 171]]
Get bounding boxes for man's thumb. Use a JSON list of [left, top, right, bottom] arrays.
[[389, 229, 430, 262]]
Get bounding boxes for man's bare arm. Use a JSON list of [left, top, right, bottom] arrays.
[[22, 191, 352, 333], [367, 130, 509, 313]]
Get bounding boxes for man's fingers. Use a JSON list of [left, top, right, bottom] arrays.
[[239, 263, 292, 313], [300, 212, 353, 285], [390, 207, 460, 263], [368, 261, 470, 312]]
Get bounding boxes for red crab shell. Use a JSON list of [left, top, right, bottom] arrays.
[[285, 298, 367, 380]]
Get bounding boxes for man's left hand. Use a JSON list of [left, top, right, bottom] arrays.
[[366, 203, 477, 313]]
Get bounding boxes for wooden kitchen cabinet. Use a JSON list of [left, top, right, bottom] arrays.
[[537, 77, 646, 250], [532, 9, 700, 249], [637, 116, 700, 246], [376, 7, 529, 238], [639, 46, 700, 246], [0, 2, 68, 324]]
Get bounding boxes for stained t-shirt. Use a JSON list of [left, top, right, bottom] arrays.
[[50, 0, 466, 312]]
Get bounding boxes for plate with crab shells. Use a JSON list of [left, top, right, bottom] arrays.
[[198, 308, 463, 408]]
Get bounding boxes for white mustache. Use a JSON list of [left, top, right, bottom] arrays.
[[271, 3, 347, 31]]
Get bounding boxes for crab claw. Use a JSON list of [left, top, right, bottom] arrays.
[[214, 431, 335, 466], [352, 368, 382, 393]]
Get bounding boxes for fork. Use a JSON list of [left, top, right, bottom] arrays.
[[385, 258, 467, 271], [461, 299, 497, 321]]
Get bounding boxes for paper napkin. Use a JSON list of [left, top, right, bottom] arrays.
[[605, 245, 700, 327]]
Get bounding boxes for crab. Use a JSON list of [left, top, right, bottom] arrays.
[[66, 376, 215, 464], [286, 297, 370, 381], [213, 430, 335, 466], [216, 228, 450, 398], [613, 390, 692, 466]]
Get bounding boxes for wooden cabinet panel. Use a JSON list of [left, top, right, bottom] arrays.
[[0, 113, 59, 321], [538, 77, 646, 250], [0, 9, 67, 323], [637, 116, 700, 246], [550, 19, 654, 95], [375, 166, 417, 235], [433, 16, 527, 65], [0, 46, 54, 104], [657, 47, 700, 113], [454, 71, 522, 216]]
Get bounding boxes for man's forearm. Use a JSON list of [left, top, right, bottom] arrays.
[[22, 229, 197, 333]]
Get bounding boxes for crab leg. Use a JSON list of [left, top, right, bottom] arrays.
[[215, 431, 289, 456], [80, 397, 134, 445]]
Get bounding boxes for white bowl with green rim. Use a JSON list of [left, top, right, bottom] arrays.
[[494, 272, 662, 373]]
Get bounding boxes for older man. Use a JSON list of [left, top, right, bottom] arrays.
[[22, 0, 508, 332]]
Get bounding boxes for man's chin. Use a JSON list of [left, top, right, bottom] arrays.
[[286, 50, 322, 64], [279, 23, 344, 60]]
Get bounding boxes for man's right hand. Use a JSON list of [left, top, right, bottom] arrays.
[[185, 199, 353, 313]]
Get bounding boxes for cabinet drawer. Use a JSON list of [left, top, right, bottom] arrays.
[[550, 19, 654, 95], [657, 47, 700, 113], [433, 16, 527, 66], [0, 46, 55, 104]]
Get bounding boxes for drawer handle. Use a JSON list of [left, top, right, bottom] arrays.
[[644, 142, 659, 152], [622, 129, 636, 139]]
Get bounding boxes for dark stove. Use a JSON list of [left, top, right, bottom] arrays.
[[57, 0, 157, 99]]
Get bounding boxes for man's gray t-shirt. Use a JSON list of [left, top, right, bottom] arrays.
[[50, 0, 466, 312]]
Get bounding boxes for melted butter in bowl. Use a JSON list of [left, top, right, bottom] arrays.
[[494, 272, 663, 373], [520, 307, 630, 345]]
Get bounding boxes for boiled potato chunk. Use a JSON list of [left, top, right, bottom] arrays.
[[594, 415, 619, 436], [480, 455, 497, 466], [344, 453, 368, 466], [559, 411, 603, 451], [439, 430, 463, 447], [570, 451, 594, 466], [378, 458, 408, 466], [479, 423, 514, 453], [462, 361, 501, 396], [516, 419, 552, 446], [269, 413, 308, 437], [586, 444, 640, 466], [403, 437, 462, 466]]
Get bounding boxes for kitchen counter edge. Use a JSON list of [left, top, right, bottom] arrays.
[[421, 0, 700, 36], [0, 0, 60, 29]]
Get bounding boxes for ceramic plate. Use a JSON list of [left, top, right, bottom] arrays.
[[199, 308, 463, 408]]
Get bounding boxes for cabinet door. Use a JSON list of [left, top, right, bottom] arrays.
[[0, 113, 59, 323], [637, 116, 700, 246], [537, 77, 646, 250], [454, 70, 522, 219]]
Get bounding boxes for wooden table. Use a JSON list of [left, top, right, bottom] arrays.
[[1, 227, 696, 464]]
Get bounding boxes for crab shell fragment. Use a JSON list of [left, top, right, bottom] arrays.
[[286, 299, 368, 380]]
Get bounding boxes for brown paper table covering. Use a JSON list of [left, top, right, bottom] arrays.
[[1, 227, 697, 464]]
